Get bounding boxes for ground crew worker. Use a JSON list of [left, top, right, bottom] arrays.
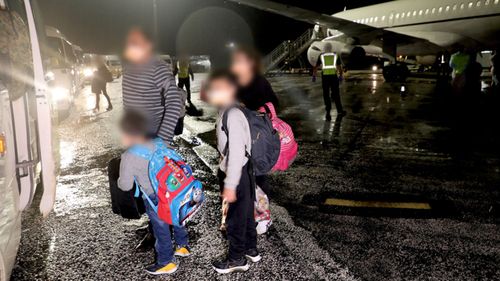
[[174, 55, 194, 104], [313, 43, 346, 121], [449, 45, 470, 95]]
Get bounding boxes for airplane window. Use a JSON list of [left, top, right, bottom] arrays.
[[374, 16, 378, 22], [425, 8, 430, 14], [431, 8, 436, 14], [413, 10, 417, 16], [469, 2, 473, 8], [438, 7, 443, 13], [370, 17, 374, 23], [395, 13, 399, 19], [485, 0, 490, 5], [419, 9, 423, 15], [382, 15, 386, 21], [452, 4, 457, 10], [401, 13, 405, 19], [495, 0, 499, 4], [460, 3, 465, 9], [476, 1, 481, 6], [445, 5, 450, 11]]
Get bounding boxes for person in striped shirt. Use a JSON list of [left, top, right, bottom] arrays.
[[122, 27, 184, 144], [121, 27, 189, 275]]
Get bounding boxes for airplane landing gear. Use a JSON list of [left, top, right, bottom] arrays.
[[383, 63, 409, 82]]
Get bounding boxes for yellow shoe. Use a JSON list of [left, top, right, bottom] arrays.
[[145, 262, 178, 275], [174, 246, 191, 257]]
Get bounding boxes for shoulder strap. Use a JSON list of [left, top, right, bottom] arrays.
[[221, 104, 244, 156], [129, 145, 153, 160]]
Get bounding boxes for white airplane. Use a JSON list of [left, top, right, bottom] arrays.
[[229, 0, 500, 80]]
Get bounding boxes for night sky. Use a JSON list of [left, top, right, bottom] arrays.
[[39, 0, 389, 58]]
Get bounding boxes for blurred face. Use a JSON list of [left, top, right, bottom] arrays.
[[124, 30, 153, 64], [120, 131, 146, 148], [206, 78, 236, 107], [121, 132, 135, 148], [230, 52, 255, 86]]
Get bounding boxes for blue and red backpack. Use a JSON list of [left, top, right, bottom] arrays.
[[130, 138, 204, 227]]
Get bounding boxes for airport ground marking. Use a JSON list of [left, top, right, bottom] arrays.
[[324, 198, 432, 210]]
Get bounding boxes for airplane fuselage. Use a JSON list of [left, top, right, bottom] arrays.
[[308, 0, 500, 66]]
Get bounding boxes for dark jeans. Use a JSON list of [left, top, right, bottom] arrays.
[[256, 175, 269, 195], [144, 195, 188, 265], [321, 74, 343, 113], [178, 77, 191, 103], [93, 87, 112, 110], [218, 163, 257, 260]]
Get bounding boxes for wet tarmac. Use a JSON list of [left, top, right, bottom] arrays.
[[12, 72, 500, 280]]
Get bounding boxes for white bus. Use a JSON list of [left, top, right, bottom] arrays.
[[0, 0, 58, 280]]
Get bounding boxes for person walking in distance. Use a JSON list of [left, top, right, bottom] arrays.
[[91, 56, 113, 112], [313, 43, 346, 121], [174, 54, 194, 105]]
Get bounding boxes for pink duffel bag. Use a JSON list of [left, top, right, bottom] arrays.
[[259, 102, 298, 172]]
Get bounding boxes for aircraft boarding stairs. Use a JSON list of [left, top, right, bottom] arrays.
[[263, 28, 320, 73]]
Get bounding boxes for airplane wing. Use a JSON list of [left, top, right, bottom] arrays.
[[227, 0, 439, 51]]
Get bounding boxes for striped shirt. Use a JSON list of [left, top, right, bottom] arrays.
[[122, 58, 183, 143]]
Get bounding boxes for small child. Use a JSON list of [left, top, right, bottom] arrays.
[[205, 70, 260, 274], [117, 110, 190, 275]]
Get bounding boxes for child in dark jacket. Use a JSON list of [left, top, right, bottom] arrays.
[[205, 70, 260, 274]]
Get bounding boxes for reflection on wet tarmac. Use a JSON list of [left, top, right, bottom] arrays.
[[13, 72, 500, 281]]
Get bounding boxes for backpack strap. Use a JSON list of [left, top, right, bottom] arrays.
[[129, 145, 158, 211], [221, 104, 250, 157], [129, 144, 153, 160], [133, 177, 158, 212]]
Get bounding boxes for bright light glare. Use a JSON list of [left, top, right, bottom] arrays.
[[51, 87, 70, 102], [400, 85, 406, 92], [372, 65, 378, 71], [227, 42, 235, 48], [45, 71, 55, 81], [83, 68, 94, 77]]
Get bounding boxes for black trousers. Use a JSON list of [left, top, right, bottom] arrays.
[[94, 87, 112, 110], [218, 163, 257, 260], [178, 77, 191, 103], [321, 74, 343, 113]]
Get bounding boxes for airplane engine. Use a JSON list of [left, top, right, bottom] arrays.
[[346, 46, 366, 68], [307, 40, 345, 66], [416, 55, 437, 66]]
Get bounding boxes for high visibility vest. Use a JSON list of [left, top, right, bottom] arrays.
[[450, 52, 469, 76], [177, 61, 190, 78], [320, 52, 338, 75]]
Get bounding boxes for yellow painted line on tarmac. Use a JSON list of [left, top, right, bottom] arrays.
[[324, 198, 432, 210]]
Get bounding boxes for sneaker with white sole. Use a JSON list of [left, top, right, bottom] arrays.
[[212, 257, 249, 274], [245, 248, 262, 263]]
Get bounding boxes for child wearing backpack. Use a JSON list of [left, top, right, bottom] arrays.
[[117, 111, 191, 275], [206, 70, 261, 274]]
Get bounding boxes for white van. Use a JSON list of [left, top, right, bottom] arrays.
[[44, 25, 78, 119], [0, 0, 58, 280]]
